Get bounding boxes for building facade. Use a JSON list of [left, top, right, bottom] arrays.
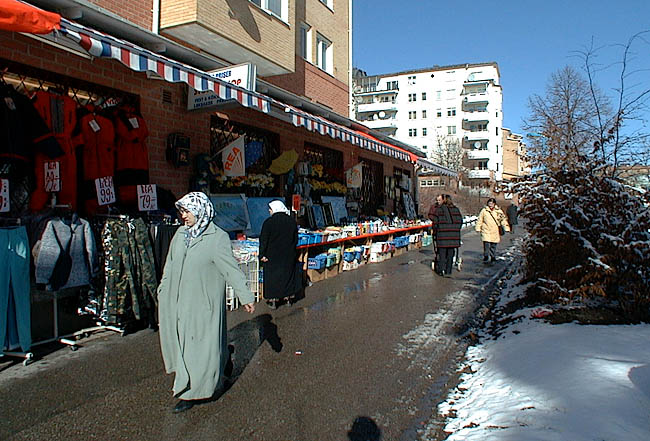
[[353, 63, 504, 184], [501, 128, 530, 180]]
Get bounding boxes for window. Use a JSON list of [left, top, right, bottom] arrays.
[[319, 0, 333, 9], [386, 80, 398, 91], [436, 109, 442, 118], [422, 128, 428, 136], [478, 123, 487, 131], [478, 160, 488, 170], [408, 75, 416, 85], [422, 110, 427, 119], [422, 145, 427, 150], [422, 92, 427, 101], [299, 23, 312, 61], [249, 0, 286, 21], [409, 128, 417, 137], [496, 127, 499, 135], [446, 89, 456, 99], [447, 125, 456, 135], [408, 111, 416, 119], [447, 107, 456, 117], [436, 90, 441, 100], [408, 93, 416, 102], [316, 33, 332, 74]]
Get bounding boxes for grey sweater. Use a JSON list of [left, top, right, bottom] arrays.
[[34, 216, 98, 290]]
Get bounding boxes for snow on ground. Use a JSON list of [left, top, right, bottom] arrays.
[[434, 268, 650, 441]]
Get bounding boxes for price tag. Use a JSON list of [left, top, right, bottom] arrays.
[[95, 176, 116, 206], [137, 184, 158, 211], [128, 117, 139, 129], [44, 161, 60, 192], [88, 119, 101, 132], [0, 179, 9, 213]]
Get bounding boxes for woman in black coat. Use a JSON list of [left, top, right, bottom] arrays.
[[259, 200, 300, 309]]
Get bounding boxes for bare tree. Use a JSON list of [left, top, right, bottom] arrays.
[[523, 65, 612, 168], [432, 134, 463, 171]]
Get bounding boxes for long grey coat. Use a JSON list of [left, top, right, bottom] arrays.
[[157, 222, 254, 400]]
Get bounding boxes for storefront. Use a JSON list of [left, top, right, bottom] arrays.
[[0, 1, 437, 364]]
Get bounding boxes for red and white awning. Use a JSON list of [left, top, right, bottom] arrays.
[[56, 18, 271, 113], [286, 105, 414, 163]]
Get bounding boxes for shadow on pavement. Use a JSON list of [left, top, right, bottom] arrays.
[[348, 416, 382, 441], [227, 314, 282, 381]]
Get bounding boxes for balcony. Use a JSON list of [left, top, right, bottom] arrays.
[[363, 118, 397, 130], [160, 0, 294, 76], [357, 101, 398, 114], [463, 111, 489, 123], [463, 93, 489, 104], [464, 131, 489, 142], [468, 169, 492, 179], [466, 149, 490, 160]]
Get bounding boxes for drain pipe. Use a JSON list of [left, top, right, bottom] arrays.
[[152, 0, 160, 34]]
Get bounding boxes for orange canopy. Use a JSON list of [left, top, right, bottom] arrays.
[[0, 0, 60, 34]]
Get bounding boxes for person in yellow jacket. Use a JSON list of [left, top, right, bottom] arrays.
[[475, 198, 510, 263]]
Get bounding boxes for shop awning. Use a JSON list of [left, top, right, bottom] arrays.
[[0, 0, 59, 34], [416, 158, 458, 177], [286, 105, 414, 163], [54, 18, 271, 113]]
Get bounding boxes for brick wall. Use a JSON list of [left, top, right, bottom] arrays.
[[89, 0, 154, 30], [0, 32, 210, 199], [263, 56, 349, 115]]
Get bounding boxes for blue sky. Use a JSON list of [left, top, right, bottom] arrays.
[[352, 0, 650, 137]]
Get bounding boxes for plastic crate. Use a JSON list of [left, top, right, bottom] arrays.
[[308, 255, 327, 270], [326, 254, 337, 267], [298, 233, 310, 246]]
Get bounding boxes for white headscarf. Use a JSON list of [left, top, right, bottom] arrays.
[[269, 200, 290, 215], [175, 192, 214, 247]]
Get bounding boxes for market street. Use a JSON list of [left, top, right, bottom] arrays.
[[0, 228, 519, 441]]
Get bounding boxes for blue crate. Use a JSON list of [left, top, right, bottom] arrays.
[[354, 250, 362, 260], [298, 233, 310, 246], [343, 251, 355, 262], [308, 254, 327, 270]]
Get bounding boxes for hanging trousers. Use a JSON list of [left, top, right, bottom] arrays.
[[0, 226, 31, 353]]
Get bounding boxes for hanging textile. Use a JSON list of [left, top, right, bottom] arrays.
[[0, 226, 31, 353], [101, 217, 157, 325]]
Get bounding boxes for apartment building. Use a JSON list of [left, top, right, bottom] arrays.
[[353, 62, 504, 183], [502, 128, 531, 180]]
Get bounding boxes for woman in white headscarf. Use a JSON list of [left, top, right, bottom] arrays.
[[157, 192, 255, 413], [259, 200, 301, 309]]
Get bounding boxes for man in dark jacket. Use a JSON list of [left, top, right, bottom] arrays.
[[429, 194, 463, 277], [506, 202, 518, 234]]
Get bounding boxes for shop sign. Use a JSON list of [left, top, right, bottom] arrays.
[[137, 184, 158, 211], [95, 176, 116, 206], [346, 163, 363, 188], [187, 62, 257, 110], [223, 136, 246, 177], [0, 179, 9, 213], [44, 161, 60, 193]]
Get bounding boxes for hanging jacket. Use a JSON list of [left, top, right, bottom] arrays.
[[111, 105, 149, 205], [31, 90, 78, 211], [73, 105, 116, 214], [34, 215, 98, 290]]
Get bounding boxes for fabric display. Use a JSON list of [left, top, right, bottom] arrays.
[[33, 214, 98, 291], [73, 105, 116, 215], [149, 223, 180, 281], [0, 226, 31, 353], [0, 84, 63, 216], [101, 217, 157, 325], [31, 90, 79, 211], [112, 105, 149, 206]]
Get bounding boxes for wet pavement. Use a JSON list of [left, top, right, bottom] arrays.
[[0, 228, 520, 441]]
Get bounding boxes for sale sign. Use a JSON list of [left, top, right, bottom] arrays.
[[44, 161, 60, 192], [223, 136, 245, 177], [0, 179, 9, 213], [137, 184, 158, 211], [95, 176, 116, 206]]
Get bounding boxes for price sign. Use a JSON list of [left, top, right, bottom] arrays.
[[95, 176, 116, 206], [0, 179, 9, 213], [44, 161, 60, 192], [137, 184, 158, 211]]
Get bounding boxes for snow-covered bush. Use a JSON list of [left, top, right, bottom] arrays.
[[514, 157, 650, 319]]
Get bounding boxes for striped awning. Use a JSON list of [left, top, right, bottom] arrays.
[[56, 17, 271, 113], [416, 158, 458, 177], [286, 105, 414, 163]]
